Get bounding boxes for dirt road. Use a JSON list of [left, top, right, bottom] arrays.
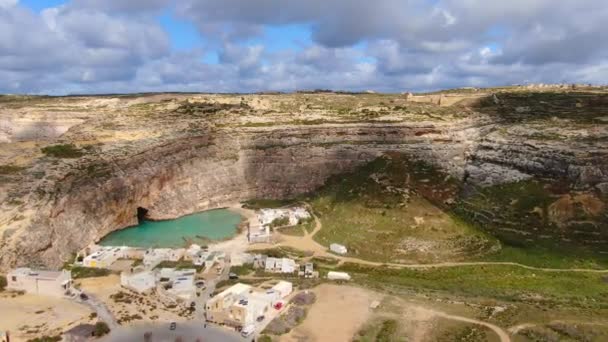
[[430, 310, 511, 342]]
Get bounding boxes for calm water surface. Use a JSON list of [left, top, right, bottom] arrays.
[[99, 209, 242, 248]]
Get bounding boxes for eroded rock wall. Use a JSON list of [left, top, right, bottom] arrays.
[[0, 121, 482, 270]]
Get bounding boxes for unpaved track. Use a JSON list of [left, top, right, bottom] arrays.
[[260, 204, 608, 274], [430, 310, 511, 342]]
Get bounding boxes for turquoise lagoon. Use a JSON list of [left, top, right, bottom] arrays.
[[99, 209, 243, 248]]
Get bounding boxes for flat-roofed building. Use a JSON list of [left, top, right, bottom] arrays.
[[206, 283, 281, 328], [265, 257, 297, 273], [272, 281, 293, 298], [330, 243, 348, 255], [82, 248, 121, 268], [6, 268, 72, 297], [206, 283, 252, 325], [120, 270, 156, 293]]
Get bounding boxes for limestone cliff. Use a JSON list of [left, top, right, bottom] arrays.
[[0, 90, 606, 270]]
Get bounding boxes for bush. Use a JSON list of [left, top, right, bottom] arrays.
[[70, 266, 111, 279], [258, 335, 272, 342], [270, 217, 290, 228], [376, 320, 398, 342], [0, 276, 6, 291], [41, 144, 84, 158], [27, 336, 61, 342], [94, 321, 111, 337], [0, 164, 25, 174]]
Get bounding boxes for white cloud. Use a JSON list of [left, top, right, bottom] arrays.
[[0, 0, 607, 94]]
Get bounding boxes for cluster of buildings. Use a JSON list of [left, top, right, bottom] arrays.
[[77, 244, 228, 272], [248, 207, 311, 244], [252, 254, 319, 278], [81, 246, 137, 268], [206, 281, 292, 330], [257, 207, 311, 227]]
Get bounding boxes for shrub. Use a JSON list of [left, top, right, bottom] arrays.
[[376, 320, 398, 342], [93, 322, 111, 337], [27, 336, 61, 342], [70, 266, 111, 279], [269, 217, 290, 228], [0, 164, 25, 174], [0, 276, 6, 291], [258, 335, 272, 342], [41, 144, 84, 158]]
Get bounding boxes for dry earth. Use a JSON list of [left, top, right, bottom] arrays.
[[0, 292, 93, 341], [76, 275, 192, 326], [280, 284, 381, 342]]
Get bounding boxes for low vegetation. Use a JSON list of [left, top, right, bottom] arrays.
[[41, 144, 84, 158], [26, 336, 61, 342], [354, 319, 400, 342], [154, 259, 203, 271], [308, 154, 495, 263], [0, 164, 25, 174], [269, 216, 290, 229], [69, 266, 111, 279], [230, 263, 254, 276], [93, 322, 111, 337], [339, 262, 608, 309], [243, 199, 297, 209]]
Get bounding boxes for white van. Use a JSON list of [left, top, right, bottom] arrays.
[[241, 324, 255, 337]]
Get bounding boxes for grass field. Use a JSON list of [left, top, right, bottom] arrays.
[[337, 262, 608, 309], [301, 153, 608, 268], [307, 155, 496, 263]]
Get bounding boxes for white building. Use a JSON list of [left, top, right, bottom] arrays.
[[143, 248, 185, 269], [327, 271, 351, 281], [82, 248, 122, 268], [156, 268, 197, 301], [271, 281, 293, 298], [330, 243, 348, 255], [265, 257, 297, 274], [249, 225, 271, 244], [257, 207, 311, 227], [120, 270, 156, 293], [203, 251, 226, 269], [6, 268, 72, 297], [206, 283, 283, 328], [167, 272, 196, 301], [184, 244, 202, 261]]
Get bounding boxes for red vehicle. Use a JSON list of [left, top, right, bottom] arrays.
[[274, 302, 283, 310]]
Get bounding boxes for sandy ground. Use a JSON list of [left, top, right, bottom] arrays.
[[0, 292, 94, 342], [280, 284, 381, 342], [77, 275, 193, 326]]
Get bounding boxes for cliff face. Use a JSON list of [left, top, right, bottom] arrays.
[[0, 91, 606, 270]]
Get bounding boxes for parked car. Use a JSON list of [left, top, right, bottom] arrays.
[[229, 272, 239, 280], [79, 293, 88, 301], [169, 322, 177, 330], [256, 315, 265, 322]]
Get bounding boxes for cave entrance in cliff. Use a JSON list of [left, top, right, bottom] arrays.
[[136, 207, 149, 224]]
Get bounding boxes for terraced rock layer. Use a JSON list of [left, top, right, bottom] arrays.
[[0, 90, 606, 270]]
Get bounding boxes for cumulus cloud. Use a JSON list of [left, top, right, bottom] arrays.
[[0, 0, 607, 94]]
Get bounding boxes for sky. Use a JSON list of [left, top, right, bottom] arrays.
[[1, 0, 607, 94]]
